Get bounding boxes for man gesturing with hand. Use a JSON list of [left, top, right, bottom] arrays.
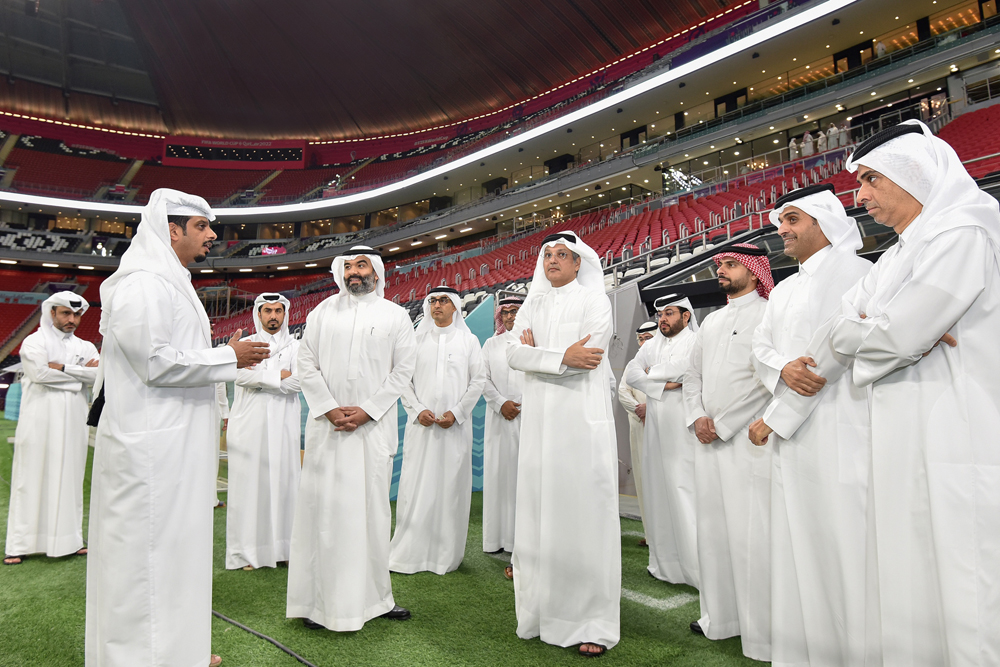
[[506, 232, 620, 658]]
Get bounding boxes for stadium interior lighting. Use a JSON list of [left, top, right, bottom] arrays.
[[42, 263, 59, 267], [387, 247, 400, 252], [411, 241, 422, 246], [78, 266, 94, 270], [459, 227, 473, 232], [0, 0, 859, 221], [239, 268, 252, 272], [201, 269, 214, 273], [0, 259, 16, 264], [276, 266, 288, 270], [304, 263, 318, 267], [435, 234, 448, 239]]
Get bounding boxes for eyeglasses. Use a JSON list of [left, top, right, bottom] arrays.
[[428, 297, 452, 305]]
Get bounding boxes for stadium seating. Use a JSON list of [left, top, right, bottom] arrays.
[[6, 148, 130, 197], [0, 229, 85, 254], [937, 104, 1000, 178], [258, 166, 348, 203], [0, 304, 39, 349], [341, 154, 437, 190], [130, 164, 267, 204]]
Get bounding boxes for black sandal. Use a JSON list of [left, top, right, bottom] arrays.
[[3, 555, 26, 565], [579, 643, 607, 657]]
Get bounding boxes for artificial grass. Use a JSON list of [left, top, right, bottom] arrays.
[[0, 417, 762, 666]]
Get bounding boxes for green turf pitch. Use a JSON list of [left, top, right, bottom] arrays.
[[0, 418, 761, 666]]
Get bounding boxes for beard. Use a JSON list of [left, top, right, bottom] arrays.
[[660, 318, 686, 338], [719, 274, 750, 295], [346, 273, 377, 296]]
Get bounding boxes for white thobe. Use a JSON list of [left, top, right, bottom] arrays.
[[617, 376, 647, 529], [480, 331, 524, 553], [838, 127, 849, 148], [214, 381, 229, 506], [391, 324, 485, 574], [827, 128, 839, 150], [801, 136, 814, 157], [86, 271, 237, 667], [752, 246, 875, 667], [288, 290, 416, 631], [225, 334, 301, 569], [625, 327, 700, 587], [507, 279, 621, 650], [831, 226, 1000, 667], [6, 330, 97, 557], [683, 290, 771, 662], [790, 142, 800, 160]]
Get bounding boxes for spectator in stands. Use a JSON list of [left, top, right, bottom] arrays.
[[4, 292, 98, 567], [618, 320, 657, 549], [801, 131, 815, 157], [85, 188, 269, 667], [225, 293, 301, 572], [788, 137, 800, 161], [831, 119, 1000, 665], [288, 245, 417, 630], [746, 184, 874, 665], [839, 122, 851, 148], [817, 127, 828, 153], [481, 294, 525, 574], [827, 122, 840, 150], [682, 244, 773, 661], [624, 296, 700, 588], [875, 40, 886, 58], [506, 231, 620, 657], [390, 287, 485, 575]]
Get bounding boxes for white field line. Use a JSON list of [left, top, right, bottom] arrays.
[[621, 530, 645, 538], [487, 550, 698, 612]]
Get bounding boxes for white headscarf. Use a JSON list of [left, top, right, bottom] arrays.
[[635, 321, 658, 335], [330, 245, 386, 299], [99, 188, 215, 344], [769, 184, 863, 253], [653, 293, 699, 332], [252, 292, 293, 353], [846, 119, 1000, 250], [414, 287, 469, 339], [39, 291, 89, 362], [525, 231, 604, 302]]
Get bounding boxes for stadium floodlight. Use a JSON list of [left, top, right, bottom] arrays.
[[0, 0, 859, 221]]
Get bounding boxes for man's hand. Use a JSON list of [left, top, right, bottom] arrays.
[[500, 400, 521, 421], [748, 418, 772, 447], [417, 410, 436, 427], [695, 416, 718, 444], [635, 403, 647, 421], [324, 408, 347, 425], [664, 382, 682, 391], [781, 357, 827, 397], [280, 369, 292, 380], [562, 334, 604, 370], [435, 411, 457, 429], [923, 333, 957, 357], [228, 329, 270, 369], [334, 406, 372, 432], [48, 362, 64, 371], [85, 358, 100, 368], [520, 329, 535, 347]]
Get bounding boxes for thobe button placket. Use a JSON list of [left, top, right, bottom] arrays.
[[347, 302, 366, 381]]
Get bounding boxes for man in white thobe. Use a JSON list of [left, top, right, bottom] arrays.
[[618, 321, 656, 548], [789, 138, 800, 161], [683, 243, 774, 662], [625, 295, 700, 587], [481, 294, 525, 568], [507, 231, 620, 657], [214, 380, 229, 508], [801, 132, 815, 157], [391, 287, 485, 575], [5, 292, 98, 565], [746, 184, 875, 667], [289, 245, 417, 630], [86, 188, 269, 667], [226, 293, 301, 571], [826, 123, 840, 150], [830, 120, 1000, 666]]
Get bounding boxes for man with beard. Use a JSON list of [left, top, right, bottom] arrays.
[[507, 231, 619, 657], [226, 293, 302, 571], [5, 292, 98, 566], [829, 120, 1000, 665], [624, 295, 701, 587], [86, 189, 269, 667], [618, 321, 656, 547], [683, 243, 773, 662], [289, 246, 417, 631], [481, 294, 525, 575], [390, 287, 485, 575], [747, 184, 875, 667]]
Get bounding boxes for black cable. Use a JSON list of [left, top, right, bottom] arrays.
[[211, 610, 321, 667]]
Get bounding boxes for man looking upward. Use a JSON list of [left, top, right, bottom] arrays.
[[507, 231, 620, 658], [5, 292, 98, 566]]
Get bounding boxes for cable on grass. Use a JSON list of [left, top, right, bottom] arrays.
[[212, 610, 320, 667]]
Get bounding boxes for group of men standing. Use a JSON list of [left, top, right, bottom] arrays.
[[4, 116, 1000, 666]]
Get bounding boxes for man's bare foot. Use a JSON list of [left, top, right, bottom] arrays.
[[210, 655, 222, 666], [504, 565, 513, 580], [3, 555, 24, 565], [242, 565, 254, 571], [74, 547, 88, 556], [579, 643, 607, 657]]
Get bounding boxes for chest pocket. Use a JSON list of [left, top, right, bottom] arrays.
[[727, 330, 754, 367]]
